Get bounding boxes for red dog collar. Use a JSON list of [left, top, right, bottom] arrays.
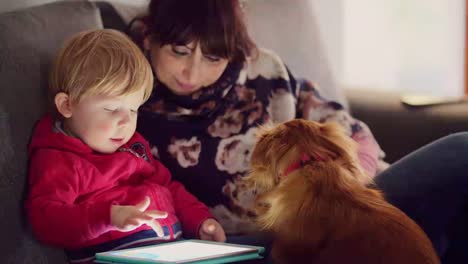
[[283, 152, 325, 177]]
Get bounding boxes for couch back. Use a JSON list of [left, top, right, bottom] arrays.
[[0, 1, 126, 263]]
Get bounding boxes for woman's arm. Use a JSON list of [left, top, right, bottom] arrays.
[[294, 78, 382, 178]]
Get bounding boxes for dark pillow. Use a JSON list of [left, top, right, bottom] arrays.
[[0, 1, 103, 263]]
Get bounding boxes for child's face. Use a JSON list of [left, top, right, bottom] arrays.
[[64, 88, 146, 153]]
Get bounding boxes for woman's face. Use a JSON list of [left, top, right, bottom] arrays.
[[145, 39, 229, 96]]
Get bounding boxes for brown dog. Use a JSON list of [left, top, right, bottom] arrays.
[[245, 119, 439, 264]]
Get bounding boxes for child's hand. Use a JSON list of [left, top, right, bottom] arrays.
[[111, 196, 168, 237], [199, 219, 226, 242]]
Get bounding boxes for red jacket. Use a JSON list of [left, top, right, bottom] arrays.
[[26, 115, 212, 249]]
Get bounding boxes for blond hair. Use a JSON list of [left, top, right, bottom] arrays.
[[49, 29, 153, 106]]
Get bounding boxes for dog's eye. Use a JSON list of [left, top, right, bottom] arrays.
[[247, 211, 257, 218], [257, 201, 271, 208]]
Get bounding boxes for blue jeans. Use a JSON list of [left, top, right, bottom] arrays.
[[375, 132, 468, 263], [230, 133, 468, 263]]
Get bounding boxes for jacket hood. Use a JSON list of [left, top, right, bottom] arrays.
[[28, 115, 93, 156]]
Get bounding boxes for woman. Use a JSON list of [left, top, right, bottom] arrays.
[[131, 0, 468, 262]]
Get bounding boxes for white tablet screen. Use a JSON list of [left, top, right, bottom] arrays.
[[104, 241, 258, 263]]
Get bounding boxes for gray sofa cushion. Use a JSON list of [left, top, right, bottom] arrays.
[[0, 1, 103, 263], [347, 89, 468, 163]]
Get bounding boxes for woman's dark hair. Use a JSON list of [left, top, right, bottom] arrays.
[[144, 0, 257, 64]]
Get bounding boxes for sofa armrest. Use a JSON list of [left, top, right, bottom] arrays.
[[346, 89, 468, 163]]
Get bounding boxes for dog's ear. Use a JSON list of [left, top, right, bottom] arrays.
[[244, 166, 277, 194], [248, 124, 282, 192], [320, 122, 357, 154], [316, 122, 373, 185], [252, 123, 296, 171], [297, 121, 356, 161], [251, 125, 275, 167], [280, 120, 336, 162]]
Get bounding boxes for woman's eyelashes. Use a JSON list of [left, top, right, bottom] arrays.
[[204, 55, 222, 62], [171, 46, 190, 56], [171, 45, 222, 63]]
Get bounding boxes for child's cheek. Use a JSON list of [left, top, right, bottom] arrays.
[[98, 121, 113, 133]]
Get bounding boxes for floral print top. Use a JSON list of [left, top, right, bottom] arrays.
[[137, 48, 386, 235]]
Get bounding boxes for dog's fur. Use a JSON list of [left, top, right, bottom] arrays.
[[245, 119, 439, 264]]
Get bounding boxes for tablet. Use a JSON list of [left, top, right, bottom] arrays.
[[95, 240, 265, 264]]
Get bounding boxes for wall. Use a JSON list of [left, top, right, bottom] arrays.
[[342, 0, 465, 97], [313, 0, 344, 89]]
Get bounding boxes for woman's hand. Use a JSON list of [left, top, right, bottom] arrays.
[[199, 218, 226, 242], [111, 196, 168, 237]]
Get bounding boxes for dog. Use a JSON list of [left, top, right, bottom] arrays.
[[245, 119, 439, 264]]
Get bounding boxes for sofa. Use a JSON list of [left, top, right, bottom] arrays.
[[2, 1, 468, 263], [0, 2, 127, 263]]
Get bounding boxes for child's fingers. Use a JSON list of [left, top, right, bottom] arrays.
[[146, 219, 164, 237], [131, 214, 164, 237], [135, 196, 151, 212], [199, 220, 226, 242], [145, 210, 168, 219], [212, 228, 226, 242], [203, 223, 216, 234], [121, 218, 142, 230], [138, 213, 156, 222], [201, 219, 218, 234]]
